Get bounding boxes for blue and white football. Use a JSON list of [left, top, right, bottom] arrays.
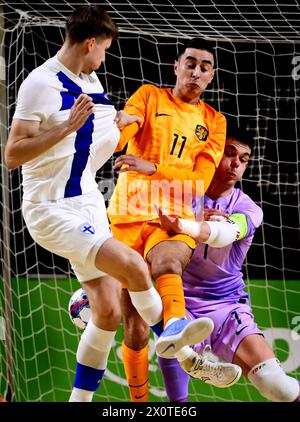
[[68, 288, 91, 330]]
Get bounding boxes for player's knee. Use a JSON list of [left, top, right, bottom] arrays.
[[92, 304, 121, 328], [248, 358, 299, 402], [121, 249, 150, 288], [151, 257, 182, 279]]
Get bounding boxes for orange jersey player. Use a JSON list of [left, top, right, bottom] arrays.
[[107, 38, 231, 402], [109, 83, 226, 223]]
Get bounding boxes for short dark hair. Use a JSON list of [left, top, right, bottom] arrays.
[[178, 38, 216, 67], [66, 5, 118, 43], [226, 124, 255, 151]]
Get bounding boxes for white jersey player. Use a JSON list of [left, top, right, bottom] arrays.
[[15, 52, 121, 282]]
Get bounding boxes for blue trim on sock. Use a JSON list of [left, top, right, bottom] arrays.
[[74, 362, 105, 392], [150, 319, 164, 336]]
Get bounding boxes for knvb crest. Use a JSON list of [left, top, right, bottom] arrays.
[[195, 125, 208, 142]]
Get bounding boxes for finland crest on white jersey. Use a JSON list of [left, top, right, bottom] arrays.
[[14, 55, 120, 202]]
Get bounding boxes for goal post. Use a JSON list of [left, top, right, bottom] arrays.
[[0, 1, 300, 402], [0, 4, 15, 402]]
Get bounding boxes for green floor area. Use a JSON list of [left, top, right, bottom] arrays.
[[1, 278, 300, 401]]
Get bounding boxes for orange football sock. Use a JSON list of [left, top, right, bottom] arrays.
[[122, 341, 149, 402], [156, 273, 186, 328]]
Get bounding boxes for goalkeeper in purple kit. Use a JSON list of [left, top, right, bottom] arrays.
[[157, 125, 300, 402]]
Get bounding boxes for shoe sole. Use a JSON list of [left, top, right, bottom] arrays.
[[216, 365, 242, 388], [156, 318, 214, 359], [188, 364, 242, 388]]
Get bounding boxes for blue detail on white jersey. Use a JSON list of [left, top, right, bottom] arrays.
[[80, 224, 95, 235], [64, 115, 94, 197], [57, 71, 113, 110], [56, 71, 113, 198], [57, 71, 82, 110], [89, 90, 113, 106]]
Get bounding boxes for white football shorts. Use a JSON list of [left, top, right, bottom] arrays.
[[22, 189, 113, 282]]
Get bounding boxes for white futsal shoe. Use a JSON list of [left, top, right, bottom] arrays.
[[180, 345, 242, 388]]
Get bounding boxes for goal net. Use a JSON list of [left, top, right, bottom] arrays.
[[1, 0, 300, 402]]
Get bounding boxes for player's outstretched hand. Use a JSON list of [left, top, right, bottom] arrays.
[[153, 205, 183, 235], [114, 110, 142, 130], [66, 94, 95, 132], [113, 154, 156, 175]]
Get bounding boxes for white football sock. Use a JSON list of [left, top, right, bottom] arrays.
[[129, 286, 163, 326]]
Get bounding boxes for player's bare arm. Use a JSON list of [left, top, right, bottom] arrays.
[[5, 93, 94, 169]]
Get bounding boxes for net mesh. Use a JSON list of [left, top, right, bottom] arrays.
[[1, 0, 300, 402]]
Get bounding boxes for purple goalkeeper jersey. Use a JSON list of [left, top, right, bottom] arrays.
[[183, 188, 263, 302]]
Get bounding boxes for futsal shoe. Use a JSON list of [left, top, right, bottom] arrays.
[[155, 317, 214, 359], [180, 346, 242, 388]]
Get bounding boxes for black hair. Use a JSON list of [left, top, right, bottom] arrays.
[[226, 124, 255, 151], [66, 5, 118, 43], [178, 38, 216, 67]]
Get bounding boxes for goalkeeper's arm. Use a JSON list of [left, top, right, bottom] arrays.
[[180, 214, 248, 247]]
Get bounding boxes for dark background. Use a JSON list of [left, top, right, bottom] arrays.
[[1, 0, 300, 282]]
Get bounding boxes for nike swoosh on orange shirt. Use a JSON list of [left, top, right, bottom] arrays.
[[155, 112, 172, 117]]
